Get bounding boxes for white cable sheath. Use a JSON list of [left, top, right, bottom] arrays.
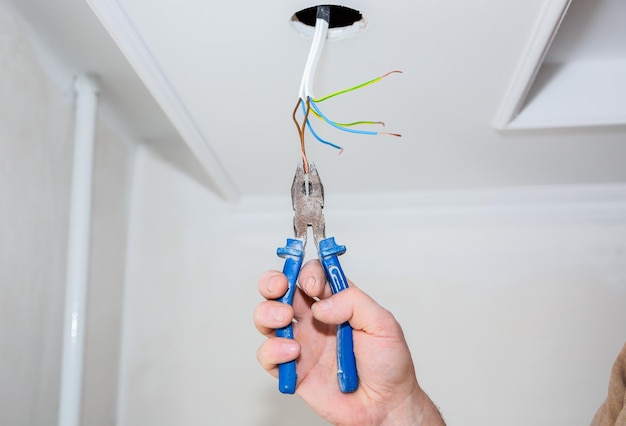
[[298, 10, 330, 100], [58, 74, 99, 426]]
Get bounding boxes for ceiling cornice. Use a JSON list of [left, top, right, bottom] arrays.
[[234, 183, 626, 229], [84, 0, 239, 202]]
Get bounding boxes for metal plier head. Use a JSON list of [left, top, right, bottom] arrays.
[[291, 162, 326, 247]]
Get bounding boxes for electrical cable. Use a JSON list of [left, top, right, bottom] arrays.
[[294, 6, 330, 171], [292, 5, 401, 162], [298, 6, 330, 101]]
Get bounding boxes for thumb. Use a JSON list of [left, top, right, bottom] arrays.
[[311, 286, 401, 338]]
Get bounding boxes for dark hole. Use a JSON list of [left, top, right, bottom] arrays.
[[294, 5, 362, 29]]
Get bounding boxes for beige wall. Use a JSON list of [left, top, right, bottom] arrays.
[[0, 3, 134, 425]]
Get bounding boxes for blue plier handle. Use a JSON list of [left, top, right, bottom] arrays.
[[318, 237, 359, 393], [275, 163, 358, 394], [276, 238, 304, 394]]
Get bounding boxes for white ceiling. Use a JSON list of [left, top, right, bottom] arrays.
[[6, 0, 626, 201]]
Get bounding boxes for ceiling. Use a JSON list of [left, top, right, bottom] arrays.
[[6, 0, 626, 202]]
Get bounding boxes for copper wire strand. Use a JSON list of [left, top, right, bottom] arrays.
[[291, 98, 303, 139], [291, 99, 306, 171], [292, 98, 311, 174], [301, 98, 312, 173], [381, 70, 403, 78]]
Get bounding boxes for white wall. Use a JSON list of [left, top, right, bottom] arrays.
[[119, 144, 626, 425], [0, 5, 73, 424], [5, 3, 624, 424], [0, 3, 135, 424]]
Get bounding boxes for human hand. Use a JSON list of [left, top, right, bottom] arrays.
[[254, 259, 445, 426]]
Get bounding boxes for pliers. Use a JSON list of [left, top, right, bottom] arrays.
[[275, 162, 358, 394]]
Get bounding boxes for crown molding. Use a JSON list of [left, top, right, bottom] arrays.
[[492, 0, 571, 130], [84, 0, 239, 202], [234, 183, 626, 229]]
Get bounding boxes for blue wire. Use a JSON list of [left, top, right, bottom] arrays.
[[299, 100, 343, 150], [308, 99, 378, 136], [306, 119, 343, 150]]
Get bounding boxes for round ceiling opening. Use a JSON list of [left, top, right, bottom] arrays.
[[290, 5, 366, 40]]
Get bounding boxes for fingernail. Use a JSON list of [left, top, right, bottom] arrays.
[[304, 276, 316, 294], [282, 342, 298, 356], [314, 298, 333, 311], [271, 306, 286, 322], [266, 273, 280, 294]]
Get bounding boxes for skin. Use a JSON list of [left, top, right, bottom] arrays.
[[254, 259, 446, 426]]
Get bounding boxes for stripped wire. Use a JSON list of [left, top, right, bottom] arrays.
[[313, 70, 403, 103]]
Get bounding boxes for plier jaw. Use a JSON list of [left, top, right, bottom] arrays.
[[291, 162, 325, 248]]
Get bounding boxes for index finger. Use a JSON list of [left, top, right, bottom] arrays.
[[298, 259, 332, 299], [258, 270, 289, 300]]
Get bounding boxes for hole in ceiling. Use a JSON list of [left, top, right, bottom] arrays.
[[295, 5, 362, 28], [290, 5, 366, 40]]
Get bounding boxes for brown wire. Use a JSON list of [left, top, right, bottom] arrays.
[[291, 97, 311, 174]]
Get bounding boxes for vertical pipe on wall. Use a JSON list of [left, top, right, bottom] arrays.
[[58, 74, 99, 426]]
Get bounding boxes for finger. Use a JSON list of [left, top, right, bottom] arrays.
[[298, 259, 332, 299], [253, 300, 295, 336], [311, 286, 401, 338], [258, 270, 289, 299], [256, 338, 301, 374]]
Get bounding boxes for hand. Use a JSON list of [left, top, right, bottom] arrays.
[[254, 259, 445, 426]]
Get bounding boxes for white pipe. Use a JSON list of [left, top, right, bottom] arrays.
[[58, 74, 99, 426]]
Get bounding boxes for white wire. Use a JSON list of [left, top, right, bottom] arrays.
[[298, 16, 329, 101]]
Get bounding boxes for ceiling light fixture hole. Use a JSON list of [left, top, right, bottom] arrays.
[[290, 5, 366, 40]]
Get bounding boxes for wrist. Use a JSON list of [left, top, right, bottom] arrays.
[[380, 387, 445, 426]]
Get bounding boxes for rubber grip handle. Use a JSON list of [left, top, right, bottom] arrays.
[[276, 238, 305, 394], [318, 237, 359, 393]]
